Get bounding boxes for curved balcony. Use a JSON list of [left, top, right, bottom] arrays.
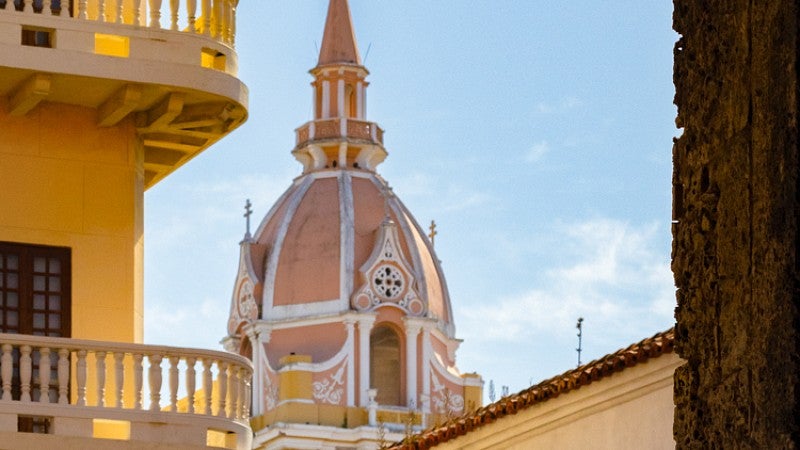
[[0, 333, 252, 449], [0, 0, 237, 46], [295, 118, 384, 148]]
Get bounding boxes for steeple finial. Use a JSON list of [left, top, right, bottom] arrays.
[[317, 0, 361, 66], [243, 199, 253, 240]]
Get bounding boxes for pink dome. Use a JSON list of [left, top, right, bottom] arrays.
[[246, 169, 455, 335]]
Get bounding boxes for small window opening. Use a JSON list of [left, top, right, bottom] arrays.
[[332, 160, 338, 168], [21, 27, 53, 48], [201, 48, 227, 71], [18, 416, 51, 434], [353, 162, 360, 169]]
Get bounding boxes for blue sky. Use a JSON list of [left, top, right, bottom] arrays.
[[144, 1, 678, 400]]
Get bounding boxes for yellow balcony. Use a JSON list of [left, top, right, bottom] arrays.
[[0, 332, 253, 449]]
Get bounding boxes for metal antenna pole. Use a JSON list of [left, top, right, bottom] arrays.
[[576, 317, 584, 366]]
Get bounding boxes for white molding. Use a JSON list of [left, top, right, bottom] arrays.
[[252, 177, 304, 241], [262, 176, 314, 317], [339, 171, 355, 310], [357, 315, 377, 406], [267, 299, 344, 321], [344, 318, 357, 406], [356, 81, 364, 119]]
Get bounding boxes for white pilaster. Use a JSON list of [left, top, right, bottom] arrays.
[[312, 83, 319, 118], [321, 80, 331, 118], [403, 318, 423, 408], [421, 323, 432, 413], [246, 324, 271, 416], [357, 314, 377, 406], [337, 78, 345, 117], [356, 81, 364, 119], [344, 317, 356, 407]]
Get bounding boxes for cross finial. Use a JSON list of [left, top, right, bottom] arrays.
[[244, 199, 253, 239], [429, 220, 438, 246]]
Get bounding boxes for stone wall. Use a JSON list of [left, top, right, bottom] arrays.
[[672, 1, 800, 447]]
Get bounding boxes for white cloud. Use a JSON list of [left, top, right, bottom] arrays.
[[460, 218, 674, 346], [526, 140, 549, 163], [534, 96, 584, 114]]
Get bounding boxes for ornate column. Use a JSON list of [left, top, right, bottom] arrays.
[[356, 314, 376, 407], [403, 318, 423, 409], [420, 322, 432, 413], [344, 316, 357, 406]]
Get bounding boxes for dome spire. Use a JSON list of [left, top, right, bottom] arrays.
[[317, 0, 361, 67]]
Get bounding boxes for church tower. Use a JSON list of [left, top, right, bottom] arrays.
[[224, 1, 481, 447]]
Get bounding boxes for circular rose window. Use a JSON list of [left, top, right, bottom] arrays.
[[372, 265, 404, 299]]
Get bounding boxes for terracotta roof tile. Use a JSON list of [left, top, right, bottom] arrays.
[[389, 327, 675, 450]]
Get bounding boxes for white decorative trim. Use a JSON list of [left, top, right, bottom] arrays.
[[262, 176, 314, 318], [422, 325, 431, 412], [344, 318, 356, 406], [431, 372, 464, 416], [252, 177, 303, 245], [321, 80, 330, 118], [351, 218, 425, 317], [404, 318, 423, 408], [226, 241, 261, 336], [267, 299, 343, 321], [357, 315, 377, 406], [339, 172, 355, 310], [312, 360, 346, 405]]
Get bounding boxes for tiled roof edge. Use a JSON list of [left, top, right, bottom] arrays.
[[390, 327, 675, 450]]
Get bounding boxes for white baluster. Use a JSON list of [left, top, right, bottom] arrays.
[[186, 0, 196, 32], [148, 354, 162, 411], [212, 0, 222, 39], [1, 344, 12, 401], [57, 349, 69, 404], [226, 364, 236, 419], [200, 0, 210, 36], [20, 345, 31, 402], [43, 0, 52, 15], [22, 0, 31, 13], [77, 0, 87, 19], [216, 361, 227, 417], [39, 347, 51, 403], [114, 0, 122, 23], [97, 0, 105, 21], [168, 355, 179, 412], [133, 353, 143, 409], [231, 366, 241, 419], [76, 349, 87, 406], [132, 0, 141, 25], [185, 357, 196, 414], [202, 358, 213, 415], [244, 372, 251, 419], [147, 0, 161, 28], [59, 0, 69, 17], [95, 351, 106, 407], [230, 1, 236, 46], [114, 352, 125, 408], [169, 0, 178, 30]]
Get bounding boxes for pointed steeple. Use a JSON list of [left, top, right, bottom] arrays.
[[291, 0, 387, 174], [317, 0, 361, 67]]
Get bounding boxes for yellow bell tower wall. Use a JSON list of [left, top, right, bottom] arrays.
[[0, 102, 144, 343]]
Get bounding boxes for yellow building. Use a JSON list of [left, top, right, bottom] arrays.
[[0, 1, 252, 448]]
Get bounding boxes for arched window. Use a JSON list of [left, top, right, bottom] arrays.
[[370, 325, 402, 406]]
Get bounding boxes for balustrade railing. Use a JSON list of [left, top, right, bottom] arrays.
[[0, 0, 237, 46], [296, 118, 384, 147], [0, 332, 252, 422]]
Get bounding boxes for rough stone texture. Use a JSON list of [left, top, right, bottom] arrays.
[[672, 1, 800, 448]]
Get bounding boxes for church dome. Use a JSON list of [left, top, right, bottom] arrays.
[[247, 169, 454, 333]]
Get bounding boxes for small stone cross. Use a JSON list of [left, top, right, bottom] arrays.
[[244, 199, 253, 239], [429, 220, 437, 246]]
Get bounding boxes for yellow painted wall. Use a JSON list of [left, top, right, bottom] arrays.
[[0, 102, 144, 343]]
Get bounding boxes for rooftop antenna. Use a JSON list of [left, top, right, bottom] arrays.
[[576, 317, 584, 366], [363, 42, 372, 65], [243, 199, 253, 240]]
